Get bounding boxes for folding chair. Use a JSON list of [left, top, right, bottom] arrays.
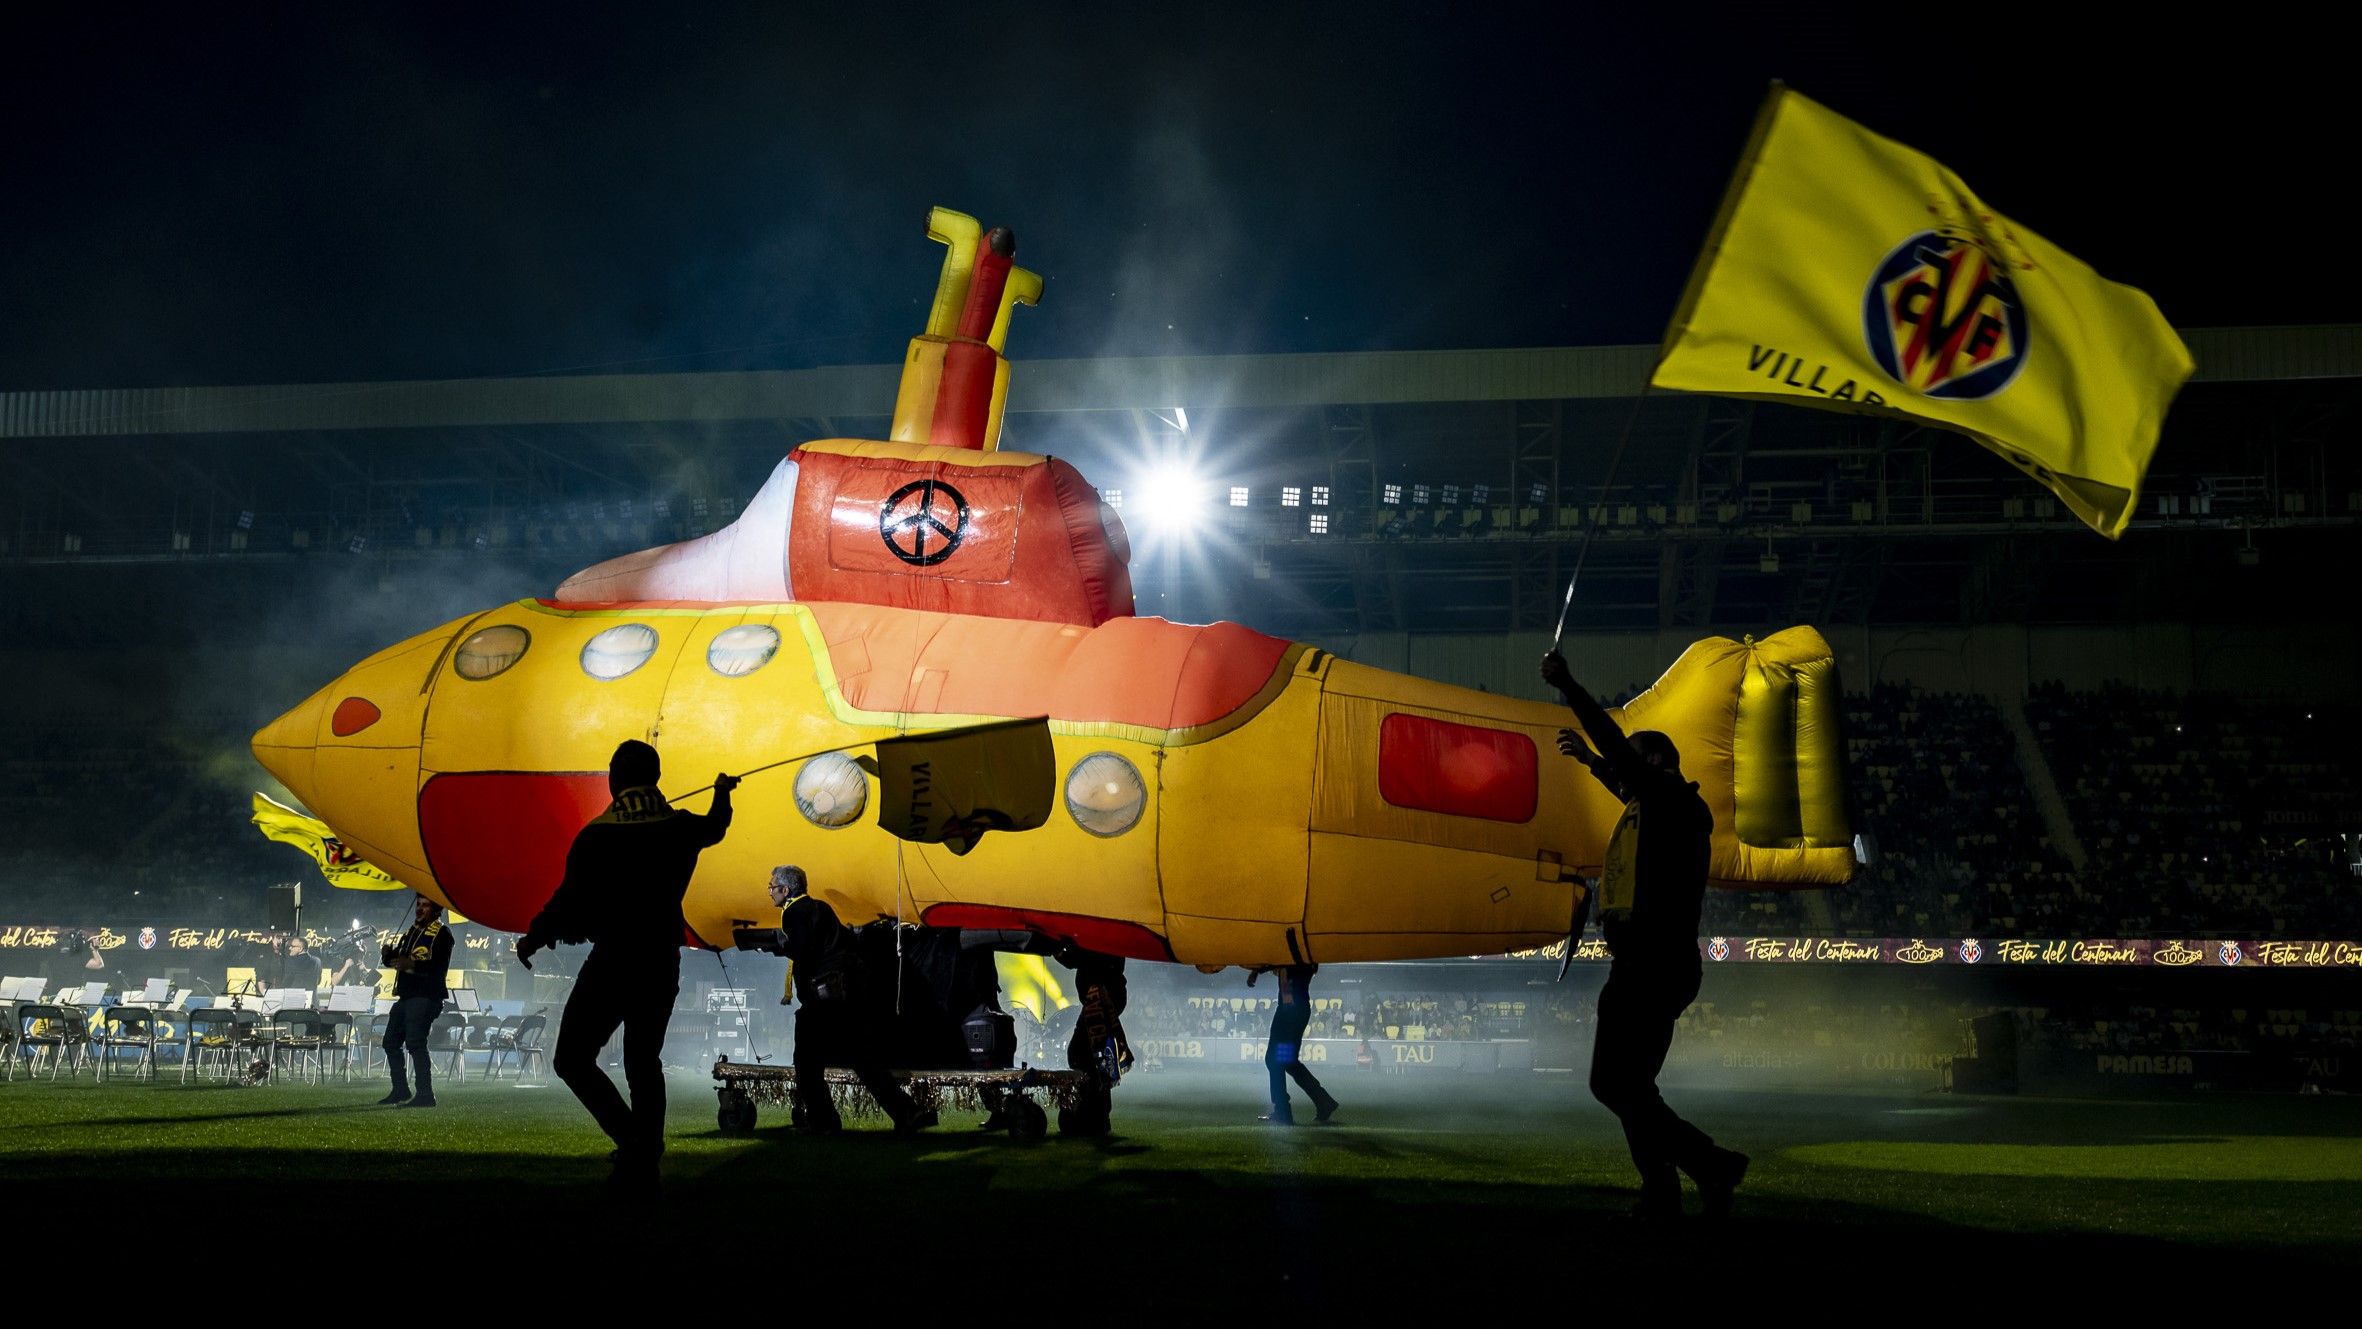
[[461, 1012, 503, 1077], [312, 1010, 357, 1082], [486, 1013, 550, 1082], [272, 1010, 332, 1084], [181, 1007, 252, 1083], [0, 1006, 20, 1081], [354, 1012, 391, 1075], [228, 1009, 273, 1082], [16, 1004, 89, 1081], [430, 1010, 470, 1079], [93, 1007, 162, 1083], [481, 1014, 524, 1081]]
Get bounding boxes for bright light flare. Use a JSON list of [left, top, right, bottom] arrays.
[[1132, 462, 1209, 536]]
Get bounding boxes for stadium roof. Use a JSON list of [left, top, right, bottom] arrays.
[[3, 325, 2357, 439]]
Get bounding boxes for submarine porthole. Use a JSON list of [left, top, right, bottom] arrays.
[[580, 623, 659, 680], [453, 625, 530, 680], [708, 623, 781, 677], [794, 753, 869, 829], [1065, 752, 1145, 838]]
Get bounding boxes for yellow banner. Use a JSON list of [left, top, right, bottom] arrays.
[[250, 792, 407, 892], [1652, 87, 2194, 538]]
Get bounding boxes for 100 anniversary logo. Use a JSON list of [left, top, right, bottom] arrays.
[[1863, 230, 2029, 400]]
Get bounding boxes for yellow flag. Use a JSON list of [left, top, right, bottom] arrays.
[[1652, 87, 2194, 538], [250, 792, 407, 892]]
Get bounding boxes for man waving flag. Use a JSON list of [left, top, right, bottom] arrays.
[[1652, 86, 2194, 539]]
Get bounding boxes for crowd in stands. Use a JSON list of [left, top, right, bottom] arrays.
[[0, 712, 285, 921], [2013, 1001, 2362, 1057], [1696, 683, 2358, 941], [2026, 684, 2361, 938]]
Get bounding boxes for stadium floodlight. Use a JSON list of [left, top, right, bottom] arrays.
[[1281, 487, 1302, 508], [1441, 485, 1460, 506], [1229, 486, 1250, 508], [1311, 486, 1330, 507], [1528, 483, 1548, 505], [1308, 513, 1329, 535], [1102, 488, 1123, 507], [1412, 484, 1431, 505], [1135, 463, 1208, 534], [1472, 484, 1489, 506], [1382, 483, 1403, 506]]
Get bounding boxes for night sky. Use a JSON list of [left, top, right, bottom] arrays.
[[2, 6, 2347, 390]]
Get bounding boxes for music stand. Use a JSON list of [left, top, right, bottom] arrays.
[[131, 977, 169, 1006], [449, 988, 481, 1013], [0, 977, 39, 1002], [326, 986, 375, 1013], [71, 982, 109, 1007], [266, 988, 315, 1011]]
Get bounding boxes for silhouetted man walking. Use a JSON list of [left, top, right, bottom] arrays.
[[1544, 650, 1747, 1219], [768, 865, 929, 1134], [1253, 962, 1338, 1125], [517, 740, 736, 1175]]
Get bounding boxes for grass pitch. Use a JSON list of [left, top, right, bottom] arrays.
[[4, 1062, 2353, 1298]]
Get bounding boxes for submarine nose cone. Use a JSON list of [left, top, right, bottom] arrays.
[[252, 682, 328, 799]]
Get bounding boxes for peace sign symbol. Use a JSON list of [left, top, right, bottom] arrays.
[[878, 478, 971, 566]]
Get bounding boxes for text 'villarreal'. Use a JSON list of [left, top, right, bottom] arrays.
[[1748, 346, 1888, 405]]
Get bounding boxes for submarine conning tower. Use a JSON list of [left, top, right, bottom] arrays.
[[553, 206, 1135, 627]]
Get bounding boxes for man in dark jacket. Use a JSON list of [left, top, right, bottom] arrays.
[[516, 740, 737, 1168], [1253, 962, 1338, 1125], [1543, 650, 1748, 1219], [768, 865, 927, 1134], [378, 894, 454, 1108], [1056, 943, 1131, 1136]]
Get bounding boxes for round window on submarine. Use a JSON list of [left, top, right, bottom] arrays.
[[707, 623, 781, 677], [1065, 752, 1146, 838], [580, 623, 659, 681], [452, 625, 530, 680], [794, 753, 869, 829]]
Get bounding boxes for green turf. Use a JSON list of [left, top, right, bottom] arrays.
[[4, 1065, 2354, 1297]]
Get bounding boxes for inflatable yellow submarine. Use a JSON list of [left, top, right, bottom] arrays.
[[253, 208, 1853, 966]]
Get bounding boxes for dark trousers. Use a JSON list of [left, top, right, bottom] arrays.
[[383, 996, 441, 1098], [793, 1001, 915, 1128], [553, 948, 678, 1154], [1265, 1005, 1333, 1118], [1589, 957, 1716, 1195]]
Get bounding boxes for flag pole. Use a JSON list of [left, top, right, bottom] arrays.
[[1549, 381, 1654, 647], [1556, 84, 1787, 648]]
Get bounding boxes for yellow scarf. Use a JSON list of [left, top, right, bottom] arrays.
[[593, 786, 676, 826], [1600, 799, 1641, 920]]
